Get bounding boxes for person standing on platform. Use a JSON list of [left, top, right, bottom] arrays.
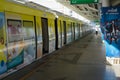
[[95, 27, 98, 35]]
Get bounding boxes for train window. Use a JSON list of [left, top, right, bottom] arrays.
[[7, 19, 22, 42], [23, 21, 34, 40], [7, 19, 24, 69]]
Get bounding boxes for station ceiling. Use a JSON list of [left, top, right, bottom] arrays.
[[9, 0, 120, 23], [56, 0, 120, 22]]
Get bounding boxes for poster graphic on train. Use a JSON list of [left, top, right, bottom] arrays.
[[7, 19, 24, 69], [0, 12, 7, 74], [23, 21, 36, 64], [101, 7, 120, 57], [58, 21, 62, 48]]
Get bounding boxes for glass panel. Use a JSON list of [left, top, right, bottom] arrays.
[[7, 20, 23, 42], [23, 21, 36, 64]]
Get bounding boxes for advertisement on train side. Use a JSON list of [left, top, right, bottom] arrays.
[[101, 7, 120, 58], [0, 12, 7, 74], [4, 12, 36, 72], [7, 19, 24, 69]]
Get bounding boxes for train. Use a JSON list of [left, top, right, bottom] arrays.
[[0, 0, 93, 78]]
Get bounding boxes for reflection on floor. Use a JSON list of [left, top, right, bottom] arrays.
[[3, 33, 120, 80]]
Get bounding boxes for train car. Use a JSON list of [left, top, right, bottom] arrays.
[[0, 0, 93, 78], [56, 14, 81, 48], [56, 14, 73, 48]]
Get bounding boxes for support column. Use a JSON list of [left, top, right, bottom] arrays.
[[102, 0, 110, 7]]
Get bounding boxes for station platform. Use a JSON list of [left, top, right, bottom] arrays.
[[2, 33, 120, 80]]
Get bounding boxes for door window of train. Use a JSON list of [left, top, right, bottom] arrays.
[[7, 19, 23, 42], [37, 23, 42, 43], [23, 21, 34, 39]]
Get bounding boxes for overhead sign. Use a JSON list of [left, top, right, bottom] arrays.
[[71, 0, 99, 4]]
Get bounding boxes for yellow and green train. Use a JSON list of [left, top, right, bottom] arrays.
[[0, 0, 92, 78]]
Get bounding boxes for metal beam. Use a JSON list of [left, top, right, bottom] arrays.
[[111, 0, 120, 6], [85, 5, 98, 11], [78, 5, 98, 12]]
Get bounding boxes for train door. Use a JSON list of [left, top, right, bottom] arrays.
[[63, 21, 67, 44], [75, 23, 77, 40], [71, 22, 73, 41], [67, 24, 72, 43], [48, 19, 55, 53], [5, 13, 24, 69], [75, 23, 79, 40], [35, 17, 42, 59], [54, 18, 58, 50], [59, 20, 62, 48], [80, 24, 83, 37], [81, 25, 84, 37], [41, 18, 49, 54], [66, 24, 69, 44], [70, 23, 72, 42], [78, 23, 80, 38], [82, 24, 85, 36], [79, 24, 82, 38], [72, 23, 75, 40], [6, 12, 36, 69], [23, 20, 36, 64]]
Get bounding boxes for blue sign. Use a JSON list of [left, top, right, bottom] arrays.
[[101, 7, 120, 57]]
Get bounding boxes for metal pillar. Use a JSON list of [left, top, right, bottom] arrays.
[[102, 0, 110, 7]]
